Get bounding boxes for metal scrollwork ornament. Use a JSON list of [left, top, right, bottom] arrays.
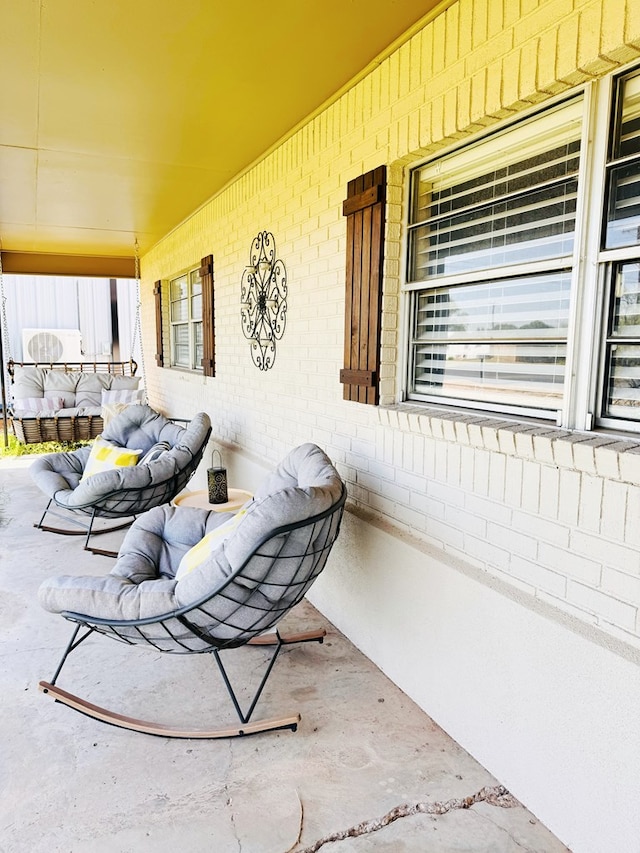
[[240, 231, 287, 370]]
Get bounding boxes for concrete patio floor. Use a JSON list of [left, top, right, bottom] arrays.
[[0, 455, 571, 853]]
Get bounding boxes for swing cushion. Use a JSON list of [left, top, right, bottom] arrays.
[[11, 365, 141, 417], [38, 443, 345, 645]]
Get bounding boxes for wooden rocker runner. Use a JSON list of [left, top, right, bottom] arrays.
[[39, 627, 327, 738], [38, 443, 346, 738]]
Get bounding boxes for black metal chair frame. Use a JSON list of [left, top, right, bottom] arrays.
[[35, 422, 212, 556], [40, 484, 347, 739]]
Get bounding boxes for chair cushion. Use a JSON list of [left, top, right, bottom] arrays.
[[38, 505, 227, 619], [38, 443, 344, 645], [101, 404, 185, 455], [30, 406, 211, 507], [174, 443, 343, 603], [80, 436, 143, 482], [30, 445, 91, 497], [139, 440, 172, 465]]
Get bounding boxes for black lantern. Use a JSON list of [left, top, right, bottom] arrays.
[[207, 449, 228, 504]]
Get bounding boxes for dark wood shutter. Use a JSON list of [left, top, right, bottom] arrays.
[[199, 254, 215, 377], [339, 165, 386, 404], [153, 280, 164, 367]]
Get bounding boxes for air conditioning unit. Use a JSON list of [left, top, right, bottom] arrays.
[[22, 329, 84, 363]]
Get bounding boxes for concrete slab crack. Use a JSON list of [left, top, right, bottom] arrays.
[[283, 792, 304, 853], [224, 781, 241, 853], [472, 805, 538, 853], [295, 784, 518, 853]]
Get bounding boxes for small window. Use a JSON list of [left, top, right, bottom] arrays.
[[170, 268, 202, 371], [155, 255, 214, 375]]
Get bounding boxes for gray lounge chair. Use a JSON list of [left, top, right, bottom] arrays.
[[30, 404, 212, 555], [38, 443, 346, 739]]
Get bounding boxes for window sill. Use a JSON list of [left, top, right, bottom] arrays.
[[168, 366, 204, 375], [379, 403, 640, 486]]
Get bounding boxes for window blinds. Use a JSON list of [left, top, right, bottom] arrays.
[[409, 98, 583, 281]]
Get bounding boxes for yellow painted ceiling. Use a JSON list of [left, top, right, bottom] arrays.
[[0, 0, 443, 270]]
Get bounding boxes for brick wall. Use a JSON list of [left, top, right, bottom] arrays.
[[142, 0, 640, 653]]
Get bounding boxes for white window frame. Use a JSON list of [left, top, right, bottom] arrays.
[[169, 267, 203, 372], [402, 62, 640, 435]]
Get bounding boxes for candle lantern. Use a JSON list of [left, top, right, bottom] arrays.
[[207, 449, 228, 504]]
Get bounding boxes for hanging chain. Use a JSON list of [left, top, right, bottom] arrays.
[[0, 238, 13, 362], [130, 238, 146, 383], [0, 238, 12, 444]]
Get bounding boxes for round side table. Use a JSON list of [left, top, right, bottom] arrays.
[[173, 488, 252, 513]]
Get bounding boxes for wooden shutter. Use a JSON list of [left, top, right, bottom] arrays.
[[153, 280, 164, 367], [339, 165, 386, 404], [200, 254, 215, 377]]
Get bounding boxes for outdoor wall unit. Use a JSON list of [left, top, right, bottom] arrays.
[[21, 329, 83, 363]]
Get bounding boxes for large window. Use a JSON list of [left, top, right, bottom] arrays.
[[405, 65, 640, 432], [169, 268, 203, 370]]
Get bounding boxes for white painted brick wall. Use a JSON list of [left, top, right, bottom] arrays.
[[140, 0, 640, 655], [358, 402, 640, 650]]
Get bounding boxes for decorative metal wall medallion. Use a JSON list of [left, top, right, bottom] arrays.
[[240, 231, 287, 370]]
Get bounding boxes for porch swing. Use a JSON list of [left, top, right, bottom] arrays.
[[0, 245, 142, 444]]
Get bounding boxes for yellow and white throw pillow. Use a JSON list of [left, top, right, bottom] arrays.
[[80, 436, 142, 482], [175, 508, 248, 580]]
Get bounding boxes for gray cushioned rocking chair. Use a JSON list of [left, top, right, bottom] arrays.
[[30, 404, 212, 555], [38, 443, 346, 739]]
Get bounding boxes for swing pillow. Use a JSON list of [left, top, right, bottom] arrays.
[[102, 401, 143, 428], [80, 436, 142, 482], [101, 389, 146, 428], [18, 396, 65, 413], [101, 388, 146, 405]]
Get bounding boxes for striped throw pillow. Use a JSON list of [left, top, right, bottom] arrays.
[[18, 396, 65, 413], [101, 388, 146, 405]]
